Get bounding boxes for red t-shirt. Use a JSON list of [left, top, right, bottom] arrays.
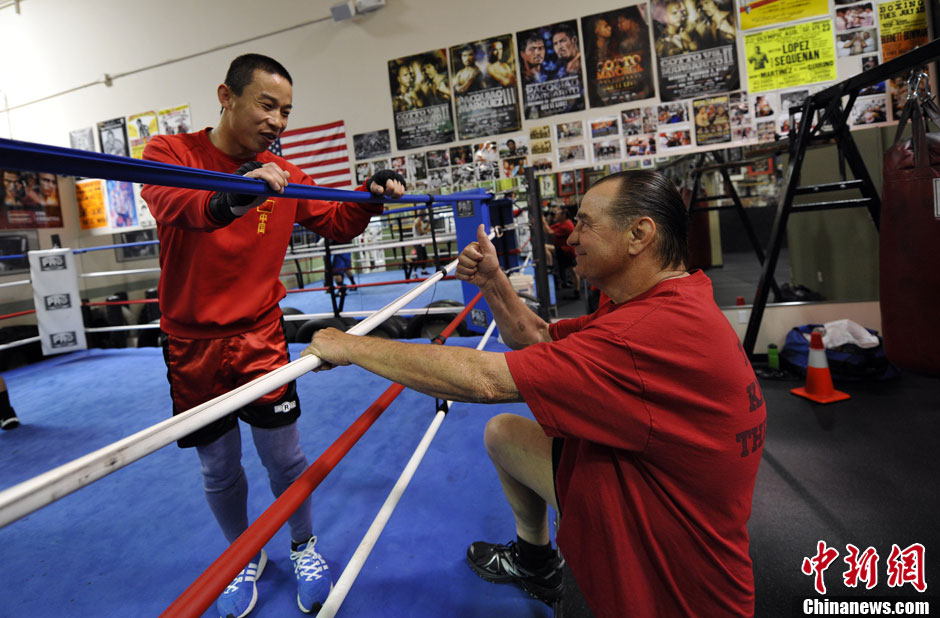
[[550, 219, 576, 257], [141, 129, 383, 338], [505, 271, 765, 618]]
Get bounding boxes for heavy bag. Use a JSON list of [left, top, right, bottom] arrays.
[[880, 92, 940, 375]]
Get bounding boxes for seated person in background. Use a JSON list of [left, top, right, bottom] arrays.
[[303, 170, 766, 617]]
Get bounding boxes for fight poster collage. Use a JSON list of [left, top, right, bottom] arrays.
[[350, 0, 930, 195], [1, 106, 192, 271], [65, 105, 192, 240]]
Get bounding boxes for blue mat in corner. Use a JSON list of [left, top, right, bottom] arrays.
[[0, 338, 553, 618]]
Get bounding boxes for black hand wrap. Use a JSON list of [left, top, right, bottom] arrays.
[[207, 161, 265, 224], [366, 169, 406, 196]]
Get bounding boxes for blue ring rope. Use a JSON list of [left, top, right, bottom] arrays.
[[72, 240, 161, 254], [0, 137, 491, 205]]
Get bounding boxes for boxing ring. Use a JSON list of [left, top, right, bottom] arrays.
[[0, 138, 553, 618]]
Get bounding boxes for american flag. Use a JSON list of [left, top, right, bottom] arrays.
[[268, 120, 353, 188]]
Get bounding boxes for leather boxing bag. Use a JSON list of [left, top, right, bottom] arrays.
[[879, 92, 940, 375]]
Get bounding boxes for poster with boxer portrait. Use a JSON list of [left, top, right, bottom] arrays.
[[515, 20, 586, 120], [692, 95, 732, 145], [652, 0, 740, 102], [449, 34, 522, 140], [388, 49, 456, 150], [157, 104, 192, 135], [97, 117, 129, 157], [582, 5, 655, 108], [1, 169, 63, 229], [127, 111, 160, 159]]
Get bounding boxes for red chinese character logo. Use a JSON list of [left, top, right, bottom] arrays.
[[886, 543, 927, 592], [802, 541, 840, 594], [843, 544, 879, 589]]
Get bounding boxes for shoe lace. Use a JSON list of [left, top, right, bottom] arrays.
[[291, 536, 326, 582], [223, 563, 253, 595]]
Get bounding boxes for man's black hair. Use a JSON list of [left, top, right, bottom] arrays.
[[522, 32, 543, 49], [225, 54, 293, 95], [592, 170, 689, 269], [552, 24, 578, 43]]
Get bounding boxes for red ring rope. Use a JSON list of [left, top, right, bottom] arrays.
[[0, 309, 37, 321]]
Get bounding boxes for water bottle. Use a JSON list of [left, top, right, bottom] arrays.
[[767, 343, 779, 370]]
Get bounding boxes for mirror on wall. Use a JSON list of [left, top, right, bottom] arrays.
[[528, 128, 886, 309]]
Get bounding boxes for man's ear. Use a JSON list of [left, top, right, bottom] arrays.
[[217, 83, 233, 111], [627, 217, 657, 256]]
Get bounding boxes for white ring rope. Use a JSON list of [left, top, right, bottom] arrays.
[[0, 336, 41, 352], [0, 232, 493, 530], [317, 319, 498, 618], [80, 267, 162, 278], [0, 279, 31, 288], [79, 306, 471, 335], [285, 234, 457, 261]]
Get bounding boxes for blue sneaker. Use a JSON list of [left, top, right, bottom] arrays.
[[291, 536, 332, 613], [216, 550, 267, 618]]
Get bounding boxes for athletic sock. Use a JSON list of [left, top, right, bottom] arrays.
[[516, 536, 555, 572], [0, 390, 13, 416]]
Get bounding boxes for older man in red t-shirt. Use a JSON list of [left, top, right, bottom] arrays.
[[305, 170, 765, 618]]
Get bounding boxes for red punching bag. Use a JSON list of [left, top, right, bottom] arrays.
[[879, 91, 940, 375]]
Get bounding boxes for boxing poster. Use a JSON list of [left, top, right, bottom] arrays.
[[693, 95, 732, 145], [449, 34, 522, 140], [388, 49, 456, 150], [581, 6, 655, 108], [69, 127, 96, 152], [737, 0, 829, 30], [157, 104, 192, 135], [75, 179, 110, 234], [652, 0, 740, 102], [28, 248, 88, 356], [878, 0, 928, 62], [744, 19, 837, 92], [1, 169, 63, 229], [515, 20, 586, 120], [126, 111, 160, 159], [97, 117, 129, 157], [352, 129, 391, 160]]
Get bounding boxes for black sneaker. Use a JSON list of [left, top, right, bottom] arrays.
[[466, 540, 564, 605], [0, 408, 19, 430]]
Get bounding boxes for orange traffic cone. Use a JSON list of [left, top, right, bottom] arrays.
[[791, 330, 851, 403]]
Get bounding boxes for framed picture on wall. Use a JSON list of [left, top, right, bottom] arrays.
[[0, 229, 38, 275], [747, 157, 774, 177], [114, 228, 159, 263], [557, 170, 584, 197]]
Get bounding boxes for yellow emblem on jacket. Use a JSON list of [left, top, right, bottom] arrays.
[[256, 199, 275, 235]]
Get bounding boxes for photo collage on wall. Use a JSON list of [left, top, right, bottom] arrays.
[[69, 104, 192, 236], [359, 0, 933, 192]]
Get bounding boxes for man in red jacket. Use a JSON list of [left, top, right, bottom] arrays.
[[141, 53, 404, 618], [304, 170, 764, 617]]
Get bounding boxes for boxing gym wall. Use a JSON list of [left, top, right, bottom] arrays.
[[0, 0, 935, 329]]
